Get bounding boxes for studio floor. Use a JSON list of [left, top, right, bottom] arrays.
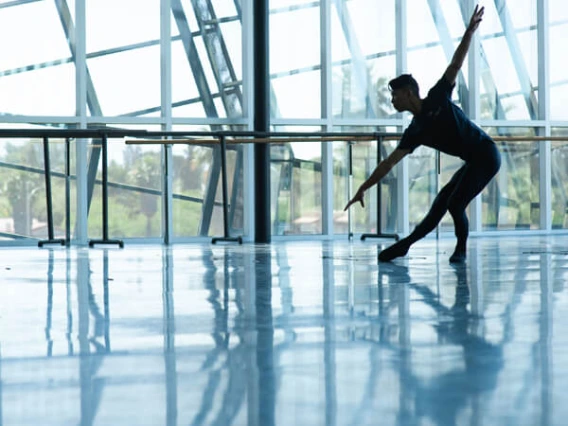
[[1, 235, 568, 425]]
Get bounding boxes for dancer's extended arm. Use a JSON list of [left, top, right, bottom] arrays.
[[444, 4, 484, 86], [344, 148, 409, 210]]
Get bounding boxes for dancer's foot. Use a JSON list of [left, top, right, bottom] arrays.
[[378, 239, 410, 262], [449, 248, 466, 264]]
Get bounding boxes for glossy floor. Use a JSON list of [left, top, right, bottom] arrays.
[[1, 235, 567, 425]]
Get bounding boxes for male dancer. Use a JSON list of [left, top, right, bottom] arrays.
[[344, 5, 501, 263]]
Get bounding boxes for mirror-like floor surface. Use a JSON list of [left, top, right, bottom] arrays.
[[1, 235, 567, 425]]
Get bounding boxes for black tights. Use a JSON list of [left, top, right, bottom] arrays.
[[406, 142, 501, 249]]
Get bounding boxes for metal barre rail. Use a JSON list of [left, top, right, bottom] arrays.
[[125, 135, 568, 145], [125, 133, 568, 243], [6, 127, 568, 247]]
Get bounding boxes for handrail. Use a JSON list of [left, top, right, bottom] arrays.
[[126, 133, 402, 244], [2, 127, 568, 247], [0, 128, 148, 139], [125, 134, 568, 145], [125, 133, 568, 244]]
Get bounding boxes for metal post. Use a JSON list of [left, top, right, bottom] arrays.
[[347, 141, 354, 240], [253, 0, 271, 244], [65, 138, 71, 245], [212, 135, 243, 244], [361, 136, 399, 241], [89, 134, 124, 248], [102, 135, 108, 239], [39, 137, 65, 247]]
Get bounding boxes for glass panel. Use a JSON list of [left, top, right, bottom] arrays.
[[551, 128, 568, 229], [172, 142, 215, 237], [333, 126, 398, 236], [88, 47, 161, 117], [170, 125, 245, 239], [549, 0, 568, 120], [88, 126, 163, 239], [331, 0, 395, 119], [0, 2, 75, 116], [0, 138, 48, 239], [479, 1, 537, 120], [482, 128, 540, 230], [272, 126, 322, 235], [0, 127, 77, 241], [171, 1, 244, 119], [270, 5, 321, 118], [87, 0, 160, 117], [407, 1, 453, 95]]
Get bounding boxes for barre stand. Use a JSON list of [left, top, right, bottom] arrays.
[[347, 141, 354, 240], [211, 135, 242, 244], [360, 136, 399, 242], [39, 136, 66, 247], [89, 134, 124, 248]]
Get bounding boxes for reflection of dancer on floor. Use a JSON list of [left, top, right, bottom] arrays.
[[344, 4, 501, 263], [410, 266, 503, 424]]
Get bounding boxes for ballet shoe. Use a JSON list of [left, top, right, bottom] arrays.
[[449, 249, 466, 264], [378, 239, 410, 262]]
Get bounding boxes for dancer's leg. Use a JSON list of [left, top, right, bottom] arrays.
[[447, 145, 501, 263], [378, 168, 465, 262]]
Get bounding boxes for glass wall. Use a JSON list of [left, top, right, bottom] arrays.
[[0, 0, 563, 244], [549, 0, 568, 120], [0, 133, 75, 241], [270, 126, 323, 235], [551, 128, 568, 229], [479, 1, 537, 120], [0, 2, 75, 116], [484, 128, 540, 230], [331, 0, 395, 119]]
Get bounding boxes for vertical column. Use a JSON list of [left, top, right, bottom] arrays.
[[243, 0, 255, 242], [538, 0, 552, 231], [321, 0, 334, 236], [161, 0, 174, 244], [254, 0, 271, 243], [468, 0, 483, 232], [75, 0, 88, 245], [395, 0, 409, 234]]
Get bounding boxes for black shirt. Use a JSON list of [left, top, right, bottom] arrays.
[[396, 76, 493, 161]]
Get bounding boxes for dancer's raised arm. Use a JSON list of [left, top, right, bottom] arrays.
[[444, 4, 484, 86]]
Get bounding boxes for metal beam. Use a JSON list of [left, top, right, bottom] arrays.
[[190, 0, 243, 117]]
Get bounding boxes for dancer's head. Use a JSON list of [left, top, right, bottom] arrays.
[[389, 74, 420, 112]]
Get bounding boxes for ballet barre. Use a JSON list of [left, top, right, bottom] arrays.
[[126, 134, 401, 243], [127, 133, 568, 244]]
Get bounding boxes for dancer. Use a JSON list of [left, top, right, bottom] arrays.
[[344, 4, 500, 263]]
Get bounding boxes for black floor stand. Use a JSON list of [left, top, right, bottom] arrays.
[[39, 137, 66, 247], [360, 136, 399, 242], [347, 141, 354, 240], [211, 135, 242, 244], [89, 135, 124, 248]]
